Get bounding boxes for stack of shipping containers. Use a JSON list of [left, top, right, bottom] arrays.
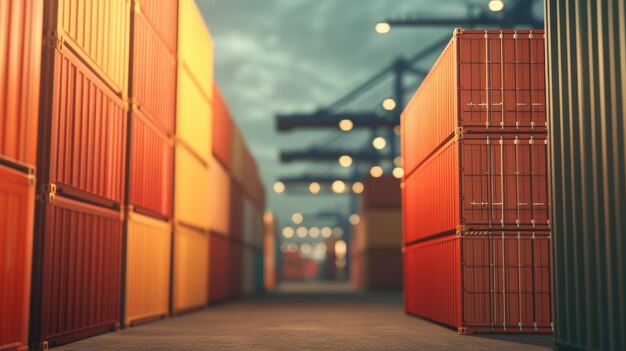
[[0, 0, 267, 348], [122, 0, 177, 326], [0, 1, 43, 350], [263, 212, 278, 292], [350, 176, 403, 290], [401, 29, 552, 334], [30, 0, 130, 348], [209, 85, 266, 303], [173, 0, 212, 315]]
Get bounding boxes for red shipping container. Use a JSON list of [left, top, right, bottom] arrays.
[[208, 232, 230, 303], [402, 29, 546, 176], [130, 7, 177, 134], [133, 0, 178, 54], [30, 196, 123, 348], [212, 85, 233, 169], [38, 47, 127, 208], [0, 0, 43, 167], [127, 109, 173, 219], [0, 165, 35, 351], [404, 134, 549, 244], [229, 182, 244, 238], [362, 175, 401, 208], [404, 232, 552, 334], [228, 242, 242, 298]]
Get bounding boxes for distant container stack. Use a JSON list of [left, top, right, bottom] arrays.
[[350, 176, 403, 290], [122, 0, 177, 327], [0, 3, 43, 351], [263, 213, 278, 292], [208, 85, 266, 304], [401, 29, 552, 334]]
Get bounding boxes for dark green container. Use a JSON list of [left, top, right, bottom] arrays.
[[545, 0, 626, 350]]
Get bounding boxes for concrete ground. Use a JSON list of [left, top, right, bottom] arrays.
[[57, 282, 553, 351]]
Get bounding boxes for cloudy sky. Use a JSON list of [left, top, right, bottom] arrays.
[[196, 0, 544, 232]]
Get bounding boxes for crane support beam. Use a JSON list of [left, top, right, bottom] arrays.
[[280, 149, 386, 163], [276, 111, 394, 131]]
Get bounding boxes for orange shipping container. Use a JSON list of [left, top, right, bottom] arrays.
[[130, 5, 177, 133], [356, 209, 402, 252], [207, 157, 230, 235], [172, 225, 209, 313], [133, 0, 178, 54], [263, 213, 277, 291], [42, 0, 130, 97], [174, 143, 210, 230], [0, 0, 43, 167], [124, 211, 171, 326], [0, 165, 35, 351], [230, 126, 245, 185]]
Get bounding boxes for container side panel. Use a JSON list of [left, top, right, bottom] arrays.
[[173, 226, 208, 312], [38, 197, 122, 345], [212, 85, 232, 168], [360, 209, 402, 249], [125, 212, 171, 324], [52, 0, 130, 96], [404, 236, 461, 328], [134, 0, 177, 53], [207, 157, 230, 234], [174, 144, 210, 230], [229, 182, 244, 238], [131, 10, 176, 133], [404, 140, 459, 243], [208, 233, 230, 302], [178, 0, 213, 99], [0, 0, 43, 166], [176, 68, 212, 162], [128, 111, 173, 218], [44, 49, 127, 205], [230, 127, 245, 185], [0, 165, 35, 350], [228, 242, 242, 298]]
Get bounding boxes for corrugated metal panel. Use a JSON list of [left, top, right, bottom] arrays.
[[0, 165, 35, 351], [404, 134, 549, 244], [172, 224, 208, 313], [254, 249, 264, 294], [228, 243, 242, 297], [43, 0, 130, 96], [402, 29, 546, 176], [128, 110, 173, 219], [207, 157, 231, 235], [30, 195, 122, 348], [130, 7, 177, 134], [230, 126, 245, 185], [176, 67, 212, 162], [241, 246, 254, 296], [0, 0, 43, 167], [38, 46, 127, 208], [133, 0, 177, 54], [358, 209, 402, 251], [404, 232, 552, 334], [229, 182, 244, 239], [178, 0, 213, 100], [212, 84, 232, 169], [208, 232, 230, 303], [174, 142, 210, 230], [242, 197, 256, 245], [124, 211, 171, 325], [545, 1, 626, 350]]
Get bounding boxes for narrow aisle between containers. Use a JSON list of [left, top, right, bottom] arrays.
[[55, 283, 552, 351]]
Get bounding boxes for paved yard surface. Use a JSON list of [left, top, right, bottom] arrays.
[[57, 282, 553, 351]]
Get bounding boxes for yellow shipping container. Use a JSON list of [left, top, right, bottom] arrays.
[[176, 68, 212, 162], [172, 224, 209, 313], [208, 157, 230, 235], [174, 143, 210, 230], [44, 0, 130, 96], [124, 211, 171, 325], [230, 126, 245, 185], [357, 209, 402, 252], [178, 0, 213, 99]]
